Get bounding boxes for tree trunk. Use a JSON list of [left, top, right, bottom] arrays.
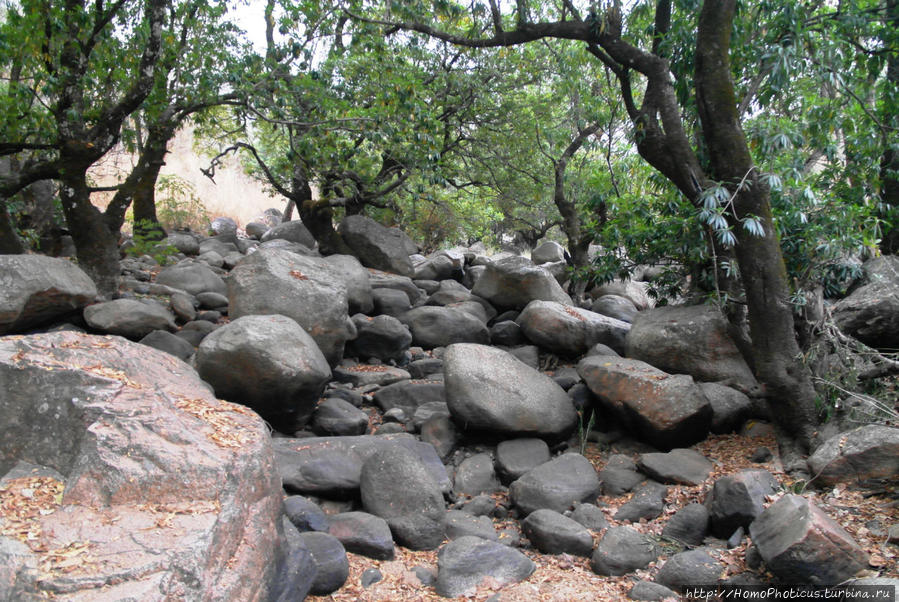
[[695, 0, 818, 450], [59, 168, 121, 299], [292, 165, 350, 254], [131, 159, 165, 240], [0, 201, 26, 254]]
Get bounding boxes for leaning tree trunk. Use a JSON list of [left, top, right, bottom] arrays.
[[58, 166, 121, 299], [0, 201, 26, 254], [695, 0, 818, 450]]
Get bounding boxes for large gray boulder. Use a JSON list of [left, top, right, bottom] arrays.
[[530, 240, 566, 264], [749, 494, 868, 585], [705, 469, 779, 538], [807, 425, 899, 486], [261, 219, 317, 248], [472, 255, 572, 310], [509, 453, 600, 515], [273, 434, 451, 498], [625, 304, 759, 394], [517, 300, 631, 356], [346, 314, 411, 362], [578, 355, 712, 449], [84, 298, 177, 339], [338, 215, 415, 277], [360, 445, 446, 550], [155, 260, 228, 297], [590, 526, 658, 576], [833, 255, 899, 349], [0, 332, 286, 600], [196, 314, 331, 433], [444, 343, 578, 440], [0, 255, 96, 334], [228, 248, 350, 365], [400, 306, 489, 349], [435, 536, 535, 598], [323, 254, 374, 315]]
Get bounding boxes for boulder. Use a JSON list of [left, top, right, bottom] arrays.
[[589, 279, 654, 310], [0, 332, 285, 600], [654, 549, 722, 592], [346, 314, 412, 362], [323, 255, 374, 315], [662, 503, 710, 546], [517, 300, 631, 356], [705, 469, 779, 538], [164, 232, 200, 255], [568, 503, 610, 531], [228, 248, 350, 365], [472, 255, 572, 310], [509, 453, 600, 515], [338, 215, 415, 277], [590, 294, 639, 323], [360, 445, 446, 550], [638, 448, 713, 485], [209, 216, 238, 235], [807, 425, 899, 487], [332, 363, 410, 387], [531, 240, 566, 264], [274, 518, 318, 601], [444, 509, 498, 541], [297, 532, 348, 596], [435, 536, 535, 598], [260, 220, 317, 248], [400, 306, 489, 348], [139, 329, 195, 361], [155, 260, 228, 297], [0, 255, 97, 334], [578, 356, 712, 450], [284, 495, 330, 533], [311, 398, 369, 437], [414, 254, 457, 281], [196, 314, 331, 433], [522, 509, 594, 556], [625, 305, 759, 394], [700, 382, 755, 434], [372, 288, 413, 317], [444, 343, 578, 440], [495, 438, 552, 484], [590, 526, 658, 576], [326, 512, 395, 560], [453, 452, 501, 496], [749, 494, 868, 585], [368, 269, 426, 305], [84, 298, 176, 339], [833, 255, 899, 349], [274, 434, 451, 499], [614, 481, 668, 522], [373, 379, 445, 417]]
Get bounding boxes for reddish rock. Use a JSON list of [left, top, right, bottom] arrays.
[[749, 494, 868, 585], [0, 332, 287, 600], [807, 425, 899, 486], [577, 356, 712, 449]]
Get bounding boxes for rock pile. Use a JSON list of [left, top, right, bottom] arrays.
[[1, 212, 896, 599]]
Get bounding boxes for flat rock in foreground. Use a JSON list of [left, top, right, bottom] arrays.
[[0, 332, 288, 600]]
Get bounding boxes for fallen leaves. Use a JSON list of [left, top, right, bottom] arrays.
[[0, 476, 64, 550], [173, 395, 258, 449], [289, 270, 309, 280]]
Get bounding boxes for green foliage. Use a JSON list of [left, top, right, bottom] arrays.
[[155, 175, 208, 232], [126, 219, 177, 265]]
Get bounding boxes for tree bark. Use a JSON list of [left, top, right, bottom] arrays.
[[695, 0, 817, 449], [0, 201, 27, 254], [58, 166, 121, 298]]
